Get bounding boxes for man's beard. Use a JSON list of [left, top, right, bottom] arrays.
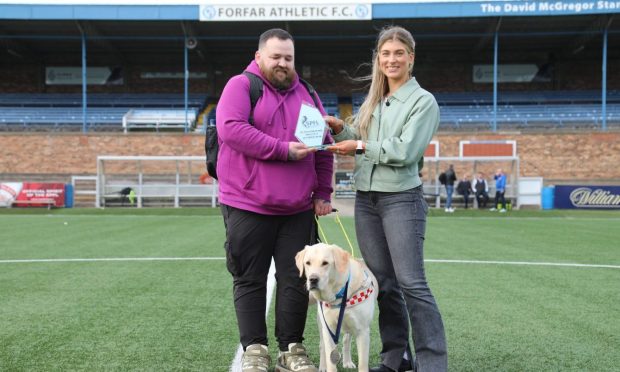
[[262, 66, 294, 90]]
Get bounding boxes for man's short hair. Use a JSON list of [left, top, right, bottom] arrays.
[[258, 28, 294, 49]]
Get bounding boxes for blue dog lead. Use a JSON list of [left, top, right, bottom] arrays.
[[318, 271, 350, 364]]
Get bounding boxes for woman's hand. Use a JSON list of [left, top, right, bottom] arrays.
[[324, 116, 344, 135], [326, 140, 358, 156]]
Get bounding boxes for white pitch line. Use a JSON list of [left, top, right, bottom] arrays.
[[0, 257, 224, 264], [426, 259, 620, 269], [229, 259, 276, 372], [1, 257, 619, 269]]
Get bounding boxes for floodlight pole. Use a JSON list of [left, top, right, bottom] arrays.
[[82, 33, 88, 133], [602, 25, 608, 131], [184, 38, 189, 134], [492, 28, 499, 132]]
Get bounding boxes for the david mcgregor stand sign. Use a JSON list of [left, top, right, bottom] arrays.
[[554, 185, 620, 209]]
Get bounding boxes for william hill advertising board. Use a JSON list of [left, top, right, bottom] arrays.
[[554, 185, 620, 209]]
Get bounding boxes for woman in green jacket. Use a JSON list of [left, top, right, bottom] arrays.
[[325, 26, 447, 372]]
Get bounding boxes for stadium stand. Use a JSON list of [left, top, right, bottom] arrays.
[[318, 93, 340, 117], [434, 90, 620, 106], [0, 3, 618, 135], [352, 92, 366, 115], [122, 109, 198, 132], [0, 93, 207, 108], [439, 104, 620, 130], [0, 93, 207, 131], [197, 92, 339, 132], [0, 107, 128, 130], [350, 90, 620, 130]]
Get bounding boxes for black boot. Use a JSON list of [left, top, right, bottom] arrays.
[[370, 358, 413, 372]]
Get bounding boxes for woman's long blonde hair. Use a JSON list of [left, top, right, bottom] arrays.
[[354, 26, 416, 140]]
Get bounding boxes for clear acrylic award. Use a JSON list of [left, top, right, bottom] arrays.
[[294, 103, 328, 149]]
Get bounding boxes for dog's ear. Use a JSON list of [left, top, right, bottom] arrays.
[[333, 246, 351, 274], [295, 247, 307, 277]]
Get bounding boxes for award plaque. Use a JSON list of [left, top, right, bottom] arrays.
[[295, 103, 328, 149]]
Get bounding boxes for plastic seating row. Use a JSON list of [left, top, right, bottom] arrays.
[[434, 90, 620, 105], [438, 103, 620, 129], [352, 90, 620, 113], [0, 93, 207, 108], [1, 107, 130, 128]]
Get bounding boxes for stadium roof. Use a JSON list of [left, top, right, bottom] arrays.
[[1, 1, 618, 68], [1, 1, 620, 21]]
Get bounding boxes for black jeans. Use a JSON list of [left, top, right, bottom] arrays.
[[221, 205, 315, 351], [476, 191, 489, 208], [462, 191, 471, 209]]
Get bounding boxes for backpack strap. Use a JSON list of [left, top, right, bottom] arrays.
[[242, 71, 322, 124], [299, 78, 320, 108], [242, 71, 263, 125]]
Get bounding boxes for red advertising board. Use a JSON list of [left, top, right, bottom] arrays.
[[12, 183, 65, 207]]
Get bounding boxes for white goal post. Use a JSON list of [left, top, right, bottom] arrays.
[[423, 156, 520, 208], [96, 155, 217, 208], [422, 140, 528, 208]]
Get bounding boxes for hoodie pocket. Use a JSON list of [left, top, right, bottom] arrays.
[[243, 157, 316, 209], [243, 159, 258, 190]]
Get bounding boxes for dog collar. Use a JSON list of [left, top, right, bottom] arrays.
[[334, 271, 351, 299], [323, 269, 374, 309]]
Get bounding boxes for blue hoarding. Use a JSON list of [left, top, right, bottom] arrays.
[[554, 185, 620, 209]]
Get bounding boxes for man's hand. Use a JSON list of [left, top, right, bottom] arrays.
[[313, 199, 332, 216], [288, 142, 317, 161]]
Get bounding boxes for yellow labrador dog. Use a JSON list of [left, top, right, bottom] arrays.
[[296, 243, 377, 372]]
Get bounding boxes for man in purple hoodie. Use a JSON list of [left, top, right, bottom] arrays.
[[216, 29, 333, 372]]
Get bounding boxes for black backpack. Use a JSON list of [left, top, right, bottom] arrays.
[[205, 71, 320, 180]]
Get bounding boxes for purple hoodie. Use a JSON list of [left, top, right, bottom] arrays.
[[215, 61, 334, 215]]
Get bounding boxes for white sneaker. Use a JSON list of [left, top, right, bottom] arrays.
[[500, 209, 507, 213], [450, 208, 456, 212], [489, 208, 497, 211], [445, 208, 450, 212]]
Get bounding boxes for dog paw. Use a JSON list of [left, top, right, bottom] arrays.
[[342, 361, 356, 369]]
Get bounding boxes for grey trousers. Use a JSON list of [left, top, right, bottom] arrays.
[[355, 187, 447, 372]]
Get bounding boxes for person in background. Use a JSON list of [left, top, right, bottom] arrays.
[[324, 25, 447, 372], [439, 164, 457, 212], [472, 172, 490, 209], [491, 168, 507, 212], [216, 28, 333, 372], [456, 173, 472, 209]]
